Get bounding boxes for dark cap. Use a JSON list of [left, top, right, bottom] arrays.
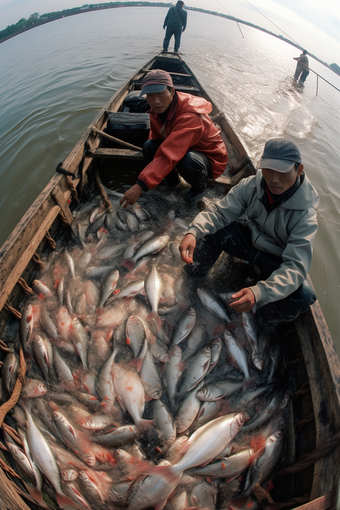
[[140, 69, 173, 96], [258, 138, 302, 173]]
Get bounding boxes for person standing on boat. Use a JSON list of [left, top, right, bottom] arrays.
[[162, 1, 187, 53], [120, 69, 228, 207], [179, 138, 319, 326], [293, 50, 309, 84]]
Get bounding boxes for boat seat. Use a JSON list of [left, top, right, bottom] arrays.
[[86, 148, 146, 160]]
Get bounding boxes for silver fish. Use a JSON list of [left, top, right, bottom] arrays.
[[188, 448, 253, 478], [165, 345, 184, 413], [175, 381, 204, 434], [125, 234, 170, 268], [196, 379, 243, 401], [2, 351, 18, 394], [97, 242, 124, 261], [71, 317, 89, 370], [109, 279, 145, 303], [182, 325, 206, 362], [151, 400, 176, 451], [65, 249, 76, 278], [154, 413, 246, 479], [96, 349, 117, 412], [93, 424, 140, 447], [190, 480, 216, 509], [20, 302, 34, 350], [224, 329, 252, 386], [32, 279, 53, 298], [244, 430, 284, 495], [171, 307, 196, 346], [53, 347, 74, 384], [140, 349, 163, 399], [177, 346, 211, 398], [127, 470, 181, 510], [100, 269, 120, 307], [126, 210, 139, 232], [32, 334, 54, 382], [197, 287, 231, 322], [145, 265, 163, 321]]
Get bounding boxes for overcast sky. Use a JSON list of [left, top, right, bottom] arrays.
[[1, 0, 339, 64]]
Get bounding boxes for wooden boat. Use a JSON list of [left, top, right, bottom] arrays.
[[0, 52, 339, 510]]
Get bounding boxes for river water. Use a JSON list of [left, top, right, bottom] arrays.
[[1, 7, 340, 352]]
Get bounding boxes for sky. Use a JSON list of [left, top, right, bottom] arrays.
[[1, 0, 339, 64]]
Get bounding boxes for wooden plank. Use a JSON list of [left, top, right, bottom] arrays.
[[0, 204, 61, 311], [295, 312, 335, 500], [292, 491, 334, 510], [87, 148, 146, 160], [51, 187, 73, 224]]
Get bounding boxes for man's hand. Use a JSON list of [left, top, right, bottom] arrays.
[[163, 25, 166, 29], [119, 184, 143, 209], [179, 234, 196, 264], [229, 288, 255, 313]]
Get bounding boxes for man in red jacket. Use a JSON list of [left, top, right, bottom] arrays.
[[120, 70, 228, 207]]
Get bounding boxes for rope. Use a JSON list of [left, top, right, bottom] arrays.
[[90, 125, 143, 152], [292, 381, 310, 401], [45, 231, 56, 250], [288, 353, 304, 366], [59, 210, 70, 226], [32, 253, 45, 269], [17, 278, 34, 296], [0, 458, 20, 479], [0, 340, 11, 353], [3, 302, 21, 320], [94, 168, 113, 211], [277, 430, 340, 476], [295, 412, 314, 433], [252, 483, 275, 505], [0, 347, 26, 429], [2, 424, 21, 445], [66, 176, 79, 203]]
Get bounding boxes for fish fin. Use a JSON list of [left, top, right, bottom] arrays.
[[129, 357, 143, 373], [144, 394, 153, 402], [154, 497, 168, 510], [116, 395, 126, 413], [179, 442, 191, 454], [242, 378, 256, 391], [136, 419, 154, 433], [121, 259, 135, 271], [146, 312, 162, 331]]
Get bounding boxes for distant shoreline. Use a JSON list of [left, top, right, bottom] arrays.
[[1, 1, 339, 76]]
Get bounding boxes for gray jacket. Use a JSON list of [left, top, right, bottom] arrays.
[[164, 6, 187, 30], [187, 171, 319, 308]]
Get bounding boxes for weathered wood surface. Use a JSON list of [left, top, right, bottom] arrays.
[[87, 148, 146, 159]]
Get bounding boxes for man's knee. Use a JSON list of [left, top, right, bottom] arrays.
[[143, 139, 162, 160]]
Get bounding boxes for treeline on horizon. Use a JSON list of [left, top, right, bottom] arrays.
[[1, 0, 339, 74]]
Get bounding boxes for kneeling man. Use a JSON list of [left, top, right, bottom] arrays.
[[120, 69, 228, 207], [179, 138, 319, 326]]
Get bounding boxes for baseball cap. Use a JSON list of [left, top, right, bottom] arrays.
[[140, 69, 174, 96], [258, 138, 302, 173]]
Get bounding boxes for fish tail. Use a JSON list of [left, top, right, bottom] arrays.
[[57, 492, 79, 509], [152, 464, 179, 483], [146, 312, 162, 331]]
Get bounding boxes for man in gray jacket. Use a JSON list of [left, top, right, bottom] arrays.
[[179, 138, 319, 326], [163, 1, 187, 53]]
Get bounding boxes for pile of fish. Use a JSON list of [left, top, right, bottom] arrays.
[[1, 193, 290, 510]]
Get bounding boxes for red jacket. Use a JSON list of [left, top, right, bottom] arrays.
[[137, 92, 228, 190]]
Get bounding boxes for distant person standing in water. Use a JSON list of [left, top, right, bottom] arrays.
[[163, 1, 187, 53], [293, 50, 309, 84]]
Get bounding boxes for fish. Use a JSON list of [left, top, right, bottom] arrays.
[[242, 311, 264, 370], [177, 346, 211, 399], [224, 329, 253, 388], [53, 347, 74, 384], [197, 288, 231, 322], [32, 334, 54, 382], [151, 413, 246, 480], [126, 210, 139, 232], [71, 317, 89, 370], [108, 279, 145, 303], [196, 379, 243, 401], [171, 307, 196, 346], [126, 468, 182, 510], [190, 480, 217, 509], [95, 349, 117, 413], [243, 430, 284, 495], [165, 346, 184, 414], [145, 265, 163, 326], [100, 269, 120, 307], [65, 249, 76, 278], [113, 364, 153, 432], [175, 382, 204, 434], [2, 351, 19, 394], [151, 400, 177, 451], [182, 325, 206, 362], [93, 424, 140, 447], [25, 402, 73, 508], [20, 303, 34, 350], [32, 279, 53, 298], [122, 234, 170, 270], [140, 349, 163, 399]]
